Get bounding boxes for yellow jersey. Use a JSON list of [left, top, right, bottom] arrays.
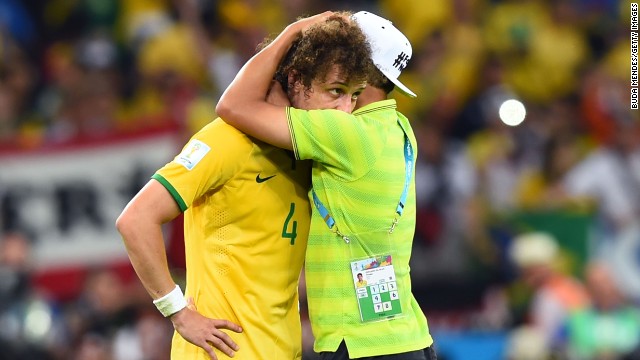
[[153, 118, 311, 359]]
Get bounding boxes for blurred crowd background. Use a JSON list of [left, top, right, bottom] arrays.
[[0, 0, 639, 359]]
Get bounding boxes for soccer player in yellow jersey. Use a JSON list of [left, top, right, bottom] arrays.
[[115, 13, 372, 360], [356, 273, 368, 288], [217, 11, 436, 360]]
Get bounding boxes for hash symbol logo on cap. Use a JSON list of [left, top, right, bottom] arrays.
[[393, 52, 410, 71]]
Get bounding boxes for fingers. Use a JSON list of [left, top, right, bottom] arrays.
[[207, 330, 240, 355], [213, 319, 243, 333], [172, 308, 243, 358], [313, 11, 334, 19], [294, 11, 334, 33], [186, 296, 197, 311], [303, 11, 333, 21], [206, 331, 237, 357], [309, 11, 334, 25], [201, 342, 219, 360], [192, 327, 237, 359], [205, 319, 242, 356]]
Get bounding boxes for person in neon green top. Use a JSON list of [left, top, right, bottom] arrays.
[[564, 262, 640, 359], [217, 11, 435, 360], [116, 13, 372, 360]]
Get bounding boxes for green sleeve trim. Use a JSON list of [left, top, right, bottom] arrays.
[[286, 107, 302, 160], [151, 173, 188, 212]]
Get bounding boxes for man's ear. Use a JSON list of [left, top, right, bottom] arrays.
[[266, 80, 291, 107], [288, 71, 302, 95]]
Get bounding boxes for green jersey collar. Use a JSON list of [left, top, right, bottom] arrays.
[[353, 99, 396, 116]]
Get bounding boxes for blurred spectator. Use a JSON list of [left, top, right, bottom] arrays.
[[380, 0, 451, 52], [508, 232, 590, 354], [392, 0, 486, 124], [579, 65, 629, 146], [483, 0, 589, 104], [63, 267, 172, 360], [0, 39, 38, 148], [65, 268, 131, 345], [563, 262, 640, 360], [411, 120, 479, 281], [0, 231, 66, 360], [562, 114, 640, 243], [505, 325, 551, 360], [466, 98, 534, 214], [514, 122, 588, 211], [449, 55, 509, 141], [608, 226, 640, 305], [123, 21, 202, 130], [0, 0, 37, 49], [31, 29, 124, 146], [112, 309, 172, 360], [71, 332, 111, 360]]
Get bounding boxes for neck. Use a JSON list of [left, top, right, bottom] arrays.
[[355, 86, 387, 110]]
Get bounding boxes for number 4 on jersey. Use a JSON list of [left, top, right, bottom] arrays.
[[282, 203, 297, 245]]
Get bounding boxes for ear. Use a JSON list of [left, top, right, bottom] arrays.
[[288, 71, 302, 95]]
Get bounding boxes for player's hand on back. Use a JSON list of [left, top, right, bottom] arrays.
[[170, 307, 243, 359]]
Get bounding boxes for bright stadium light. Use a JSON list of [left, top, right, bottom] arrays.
[[498, 99, 526, 126]]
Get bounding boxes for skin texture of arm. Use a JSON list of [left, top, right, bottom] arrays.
[[116, 179, 242, 359], [216, 12, 333, 150]]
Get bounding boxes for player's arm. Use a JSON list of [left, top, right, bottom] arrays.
[[216, 12, 332, 150], [116, 180, 179, 302], [116, 180, 242, 359]]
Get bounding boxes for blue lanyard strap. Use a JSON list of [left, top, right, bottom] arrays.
[[312, 189, 335, 229], [396, 128, 413, 216], [312, 120, 413, 233]]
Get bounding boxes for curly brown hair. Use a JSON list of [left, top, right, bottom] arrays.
[[269, 13, 373, 97]]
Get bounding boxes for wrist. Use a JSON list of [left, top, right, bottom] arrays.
[[273, 25, 302, 49], [153, 284, 187, 317]]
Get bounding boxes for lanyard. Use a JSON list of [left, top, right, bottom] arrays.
[[311, 120, 414, 242]]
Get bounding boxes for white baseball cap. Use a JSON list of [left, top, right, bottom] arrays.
[[352, 11, 416, 98]]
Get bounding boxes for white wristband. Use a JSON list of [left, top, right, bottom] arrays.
[[153, 284, 188, 317]]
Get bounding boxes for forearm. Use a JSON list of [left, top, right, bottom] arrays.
[[214, 26, 298, 149], [117, 183, 243, 358], [215, 13, 332, 149], [118, 215, 176, 299], [216, 24, 299, 118], [116, 180, 182, 300], [221, 13, 333, 108]]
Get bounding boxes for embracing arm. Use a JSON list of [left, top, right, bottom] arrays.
[[116, 180, 242, 359], [216, 12, 332, 150]]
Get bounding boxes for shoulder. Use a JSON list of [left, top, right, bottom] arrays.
[[395, 111, 415, 132], [193, 118, 254, 152], [197, 118, 246, 138], [171, 118, 256, 171]]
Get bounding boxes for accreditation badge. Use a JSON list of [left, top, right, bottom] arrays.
[[350, 254, 403, 322]]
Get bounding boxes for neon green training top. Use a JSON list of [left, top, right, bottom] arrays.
[[287, 99, 433, 358]]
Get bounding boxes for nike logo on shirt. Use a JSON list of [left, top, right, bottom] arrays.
[[256, 174, 276, 183]]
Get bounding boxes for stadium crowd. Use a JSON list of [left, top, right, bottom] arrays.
[[0, 0, 638, 359]]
